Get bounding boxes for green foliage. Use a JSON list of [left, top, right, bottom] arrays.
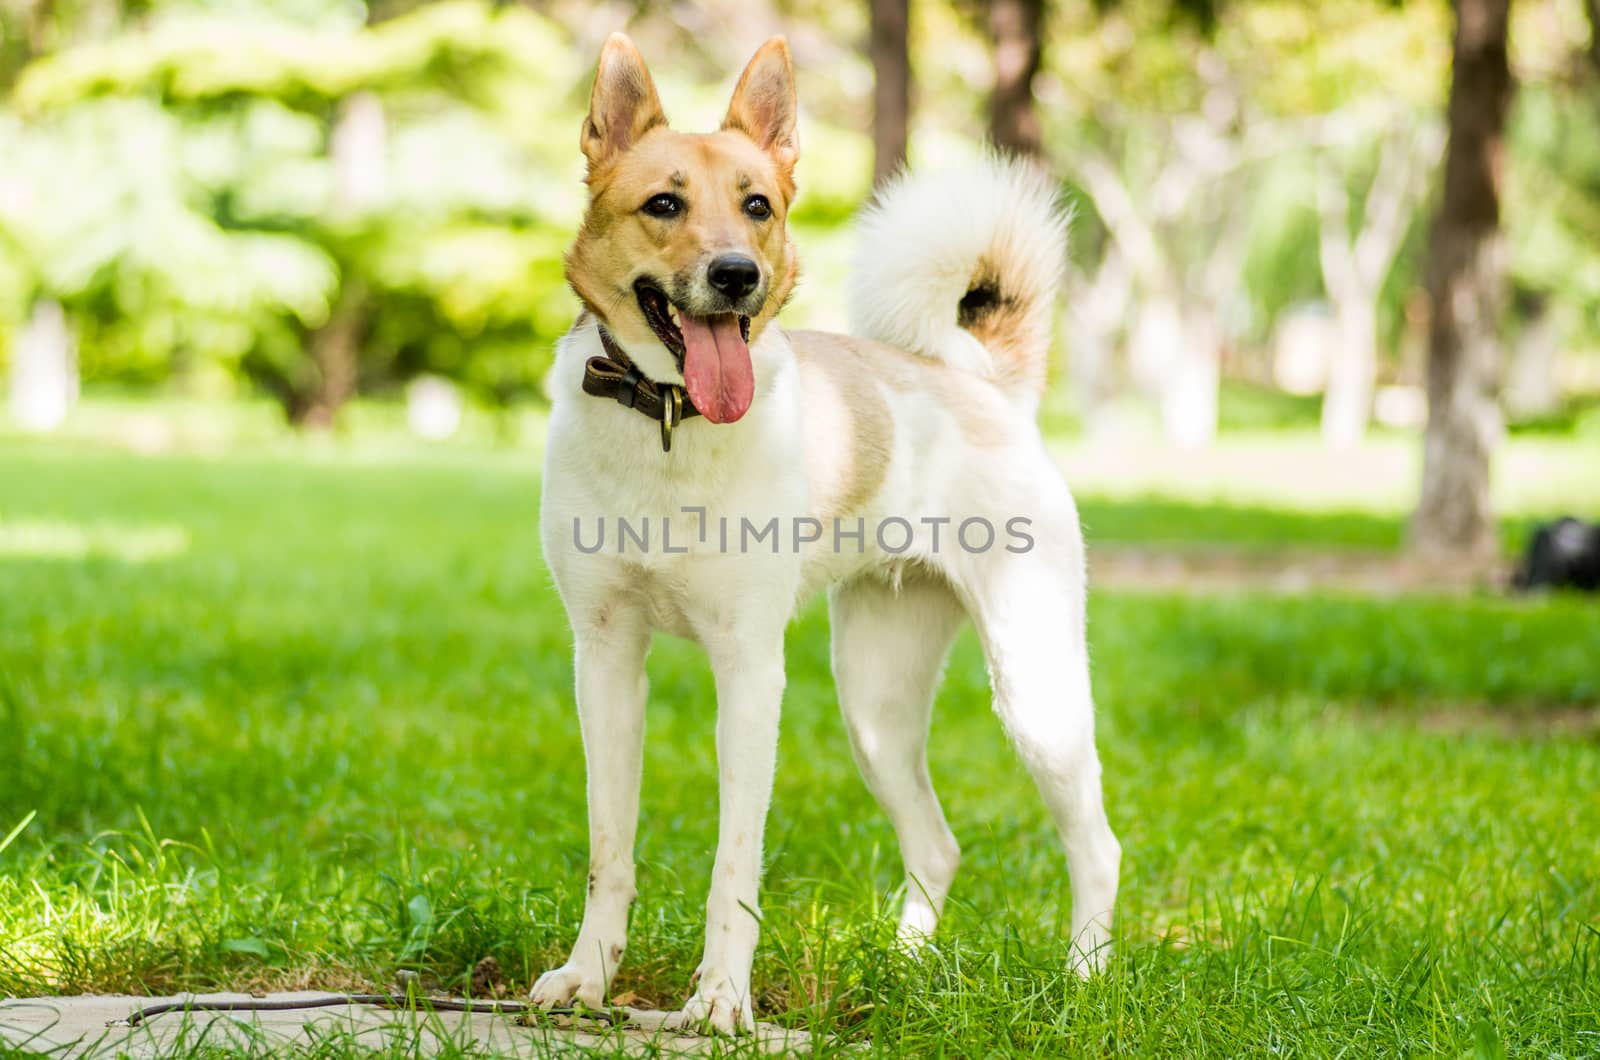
[[0, 2, 586, 414], [1506, 392, 1600, 436], [0, 97, 335, 382], [1215, 379, 1323, 432], [5, 0, 1600, 423], [1044, 0, 1600, 399], [0, 1, 889, 418], [1218, 0, 1448, 115], [1508, 83, 1600, 347], [1051, 0, 1446, 118], [11, 2, 573, 115], [1237, 156, 1326, 340]]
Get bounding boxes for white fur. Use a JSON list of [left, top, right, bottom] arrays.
[[533, 160, 1118, 1035], [847, 154, 1068, 382]]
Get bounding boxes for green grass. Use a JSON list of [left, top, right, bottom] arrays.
[[1076, 497, 1409, 551], [2, 443, 1598, 1056]]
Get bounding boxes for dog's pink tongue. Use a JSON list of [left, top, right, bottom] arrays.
[[679, 312, 753, 424]]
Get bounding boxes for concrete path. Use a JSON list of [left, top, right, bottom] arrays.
[[0, 993, 814, 1057]]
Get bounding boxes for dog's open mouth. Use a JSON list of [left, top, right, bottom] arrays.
[[634, 279, 755, 425]]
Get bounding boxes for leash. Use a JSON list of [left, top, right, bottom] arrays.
[[108, 993, 624, 1029]]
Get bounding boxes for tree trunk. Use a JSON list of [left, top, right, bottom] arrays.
[[1066, 245, 1130, 437], [869, 0, 910, 186], [1321, 301, 1378, 449], [1164, 306, 1221, 449], [1316, 126, 1441, 448], [987, 0, 1044, 157], [1129, 292, 1219, 448], [1585, 0, 1600, 76], [1413, 0, 1513, 558], [296, 281, 367, 430], [332, 92, 387, 213], [28, 0, 56, 56], [1504, 291, 1561, 418], [7, 298, 76, 433]]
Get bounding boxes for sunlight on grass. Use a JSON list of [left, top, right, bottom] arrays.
[[1, 443, 1596, 1055], [0, 519, 189, 562]]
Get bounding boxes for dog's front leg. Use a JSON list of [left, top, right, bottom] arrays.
[[666, 625, 786, 1035], [531, 602, 650, 1011]]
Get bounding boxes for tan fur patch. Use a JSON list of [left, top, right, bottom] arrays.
[[793, 334, 892, 520], [791, 330, 1014, 453]]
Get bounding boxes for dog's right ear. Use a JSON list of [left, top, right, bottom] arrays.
[[581, 33, 666, 175]]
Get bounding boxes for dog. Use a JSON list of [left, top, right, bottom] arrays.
[[533, 33, 1121, 1034]]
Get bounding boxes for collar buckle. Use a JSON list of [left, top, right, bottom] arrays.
[[659, 385, 682, 452]]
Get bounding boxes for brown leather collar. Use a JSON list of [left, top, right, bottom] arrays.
[[581, 325, 699, 452]]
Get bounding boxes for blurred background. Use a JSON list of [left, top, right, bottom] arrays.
[[1, 0, 1596, 562]]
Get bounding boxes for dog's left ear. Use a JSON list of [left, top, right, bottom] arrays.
[[723, 37, 799, 178]]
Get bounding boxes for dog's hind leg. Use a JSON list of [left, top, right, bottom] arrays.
[[830, 571, 967, 945], [952, 496, 1121, 975], [531, 597, 651, 1011]]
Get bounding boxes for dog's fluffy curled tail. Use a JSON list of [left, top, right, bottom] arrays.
[[847, 154, 1066, 403]]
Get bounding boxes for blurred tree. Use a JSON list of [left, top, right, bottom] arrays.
[[6, 298, 76, 430], [2, 2, 584, 426], [1316, 118, 1442, 447], [367, 0, 430, 23], [1062, 241, 1130, 434], [1586, 0, 1600, 75], [272, 93, 385, 427], [1071, 57, 1264, 447], [8, 0, 1597, 448], [1500, 4, 1600, 408], [1049, 0, 1454, 446], [1503, 285, 1559, 418], [869, 0, 909, 184], [986, 0, 1043, 156], [1501, 84, 1600, 421], [1414, 0, 1514, 557]]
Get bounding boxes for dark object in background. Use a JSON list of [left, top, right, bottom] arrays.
[[1515, 517, 1600, 592]]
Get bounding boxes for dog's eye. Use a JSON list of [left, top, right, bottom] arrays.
[[642, 193, 682, 218], [743, 195, 772, 220]]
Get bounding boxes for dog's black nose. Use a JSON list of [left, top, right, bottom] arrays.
[[707, 255, 761, 301]]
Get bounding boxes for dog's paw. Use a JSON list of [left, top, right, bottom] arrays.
[[892, 926, 940, 958], [529, 962, 606, 1011], [1068, 933, 1112, 978], [663, 969, 753, 1036], [894, 901, 941, 952]]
